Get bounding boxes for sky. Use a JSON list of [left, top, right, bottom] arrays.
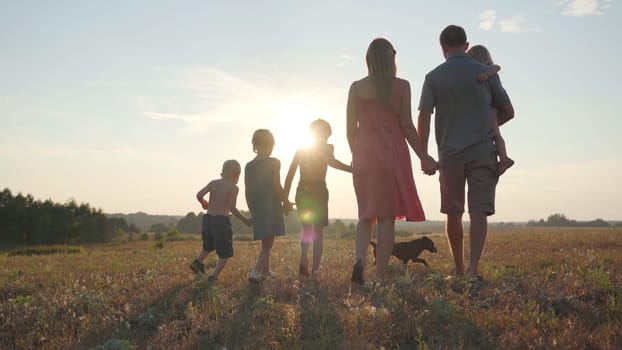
[[1, 1, 620, 222]]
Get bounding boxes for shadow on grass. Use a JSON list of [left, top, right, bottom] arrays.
[[194, 281, 263, 349], [297, 279, 346, 349], [417, 298, 496, 349], [75, 281, 192, 349]]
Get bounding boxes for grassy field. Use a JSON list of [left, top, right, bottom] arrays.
[[1, 227, 621, 349]]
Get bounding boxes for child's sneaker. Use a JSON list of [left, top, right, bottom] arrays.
[[351, 259, 364, 285], [497, 157, 515, 176], [189, 259, 206, 274], [248, 270, 263, 284], [207, 275, 218, 284]]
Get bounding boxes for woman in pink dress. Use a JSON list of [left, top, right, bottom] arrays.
[[346, 38, 438, 283]]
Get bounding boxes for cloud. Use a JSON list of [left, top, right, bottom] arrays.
[[0, 144, 148, 160], [477, 11, 541, 34], [560, 0, 613, 16], [499, 14, 527, 33], [142, 111, 201, 123], [138, 67, 342, 133], [336, 53, 351, 68], [498, 14, 542, 33], [478, 10, 497, 31]]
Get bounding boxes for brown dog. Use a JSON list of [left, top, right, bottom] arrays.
[[369, 236, 437, 267]]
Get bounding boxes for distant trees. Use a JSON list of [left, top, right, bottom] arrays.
[[172, 210, 302, 236], [527, 213, 612, 227], [148, 223, 172, 234], [176, 212, 201, 234], [0, 188, 122, 245]]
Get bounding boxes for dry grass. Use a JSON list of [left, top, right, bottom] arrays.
[[1, 227, 621, 349]]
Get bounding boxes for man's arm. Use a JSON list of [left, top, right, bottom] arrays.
[[417, 109, 432, 155], [416, 109, 437, 175]]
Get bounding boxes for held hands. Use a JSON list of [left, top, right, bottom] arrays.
[[244, 217, 253, 227], [283, 200, 294, 216], [421, 155, 439, 176]]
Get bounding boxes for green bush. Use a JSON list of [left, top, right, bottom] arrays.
[[396, 230, 412, 237], [340, 231, 356, 240], [8, 245, 84, 257]]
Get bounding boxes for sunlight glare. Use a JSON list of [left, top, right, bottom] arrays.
[[272, 99, 317, 154]]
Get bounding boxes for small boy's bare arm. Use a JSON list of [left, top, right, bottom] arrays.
[[231, 208, 252, 226], [283, 151, 300, 199], [477, 64, 501, 82], [228, 187, 252, 226], [327, 157, 352, 173], [196, 183, 211, 210]]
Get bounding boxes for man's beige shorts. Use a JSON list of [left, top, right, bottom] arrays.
[[439, 152, 498, 216]]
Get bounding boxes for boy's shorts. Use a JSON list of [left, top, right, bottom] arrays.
[[439, 152, 498, 216], [201, 214, 233, 258], [295, 180, 329, 226]]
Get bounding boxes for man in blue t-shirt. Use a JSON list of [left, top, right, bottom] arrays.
[[417, 25, 514, 281]]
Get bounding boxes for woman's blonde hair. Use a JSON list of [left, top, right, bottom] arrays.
[[467, 45, 494, 66], [366, 38, 397, 105]]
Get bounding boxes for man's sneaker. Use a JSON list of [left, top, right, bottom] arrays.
[[351, 259, 364, 285], [248, 270, 263, 284], [265, 270, 278, 279], [189, 259, 206, 274]]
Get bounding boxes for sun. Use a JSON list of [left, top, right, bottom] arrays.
[[271, 100, 317, 155]]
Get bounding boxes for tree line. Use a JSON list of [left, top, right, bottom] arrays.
[[526, 213, 620, 227], [0, 188, 358, 246], [163, 211, 303, 236], [0, 188, 134, 245]]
